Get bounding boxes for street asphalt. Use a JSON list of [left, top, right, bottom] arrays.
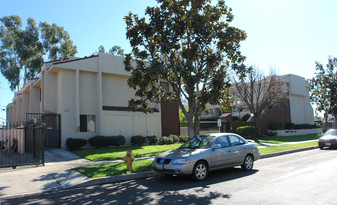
[[0, 141, 318, 200]]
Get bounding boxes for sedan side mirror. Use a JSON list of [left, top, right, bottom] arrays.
[[212, 144, 221, 150]]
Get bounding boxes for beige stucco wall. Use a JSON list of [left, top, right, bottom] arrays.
[[102, 73, 135, 107], [16, 98, 22, 122], [80, 71, 97, 114], [102, 111, 161, 144], [58, 70, 77, 146], [43, 71, 57, 113], [30, 86, 40, 113], [100, 54, 130, 76], [284, 74, 314, 124], [22, 91, 30, 121]]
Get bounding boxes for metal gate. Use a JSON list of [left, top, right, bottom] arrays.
[[26, 113, 61, 148], [0, 122, 45, 168]]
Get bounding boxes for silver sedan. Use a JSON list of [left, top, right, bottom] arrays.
[[153, 133, 260, 181]]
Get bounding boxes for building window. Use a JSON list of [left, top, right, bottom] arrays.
[[80, 115, 96, 132]]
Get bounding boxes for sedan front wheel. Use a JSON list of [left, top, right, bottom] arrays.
[[192, 161, 208, 181], [241, 155, 254, 171]]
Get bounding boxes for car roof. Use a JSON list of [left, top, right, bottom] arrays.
[[207, 133, 240, 137]]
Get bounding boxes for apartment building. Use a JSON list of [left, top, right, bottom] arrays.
[[6, 54, 179, 148]]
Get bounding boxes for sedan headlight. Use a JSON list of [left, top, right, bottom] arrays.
[[172, 159, 190, 164]]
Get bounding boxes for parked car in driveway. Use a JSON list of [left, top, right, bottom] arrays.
[[153, 133, 260, 181], [318, 129, 337, 149]]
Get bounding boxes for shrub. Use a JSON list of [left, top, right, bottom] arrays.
[[115, 135, 125, 146], [285, 122, 295, 129], [178, 135, 189, 142], [147, 135, 159, 145], [232, 116, 239, 121], [313, 124, 321, 128], [241, 114, 250, 122], [294, 124, 311, 129], [88, 136, 110, 148], [160, 136, 174, 145], [269, 121, 285, 130], [110, 135, 126, 146], [169, 134, 180, 143], [131, 135, 146, 146], [237, 126, 259, 138], [268, 131, 277, 136], [66, 138, 87, 150]]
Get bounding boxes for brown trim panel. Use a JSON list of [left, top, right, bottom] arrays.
[[102, 106, 159, 112]]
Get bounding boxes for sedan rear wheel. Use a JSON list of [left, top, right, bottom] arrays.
[[241, 155, 254, 171], [192, 161, 208, 181]]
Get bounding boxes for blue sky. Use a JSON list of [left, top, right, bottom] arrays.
[[1, 0, 336, 123]]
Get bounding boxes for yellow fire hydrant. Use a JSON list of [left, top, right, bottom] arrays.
[[123, 149, 135, 170]]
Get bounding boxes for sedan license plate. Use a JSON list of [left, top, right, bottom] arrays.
[[325, 142, 331, 146], [156, 164, 163, 170]]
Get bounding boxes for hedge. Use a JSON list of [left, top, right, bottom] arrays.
[[110, 135, 126, 146], [131, 135, 146, 146], [237, 126, 259, 138], [147, 135, 159, 145], [89, 136, 110, 148], [160, 136, 174, 145], [66, 138, 87, 150]]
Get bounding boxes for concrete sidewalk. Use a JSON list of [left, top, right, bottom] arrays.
[[0, 142, 318, 199]]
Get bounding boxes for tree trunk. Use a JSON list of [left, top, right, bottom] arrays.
[[186, 115, 195, 139], [194, 112, 201, 136], [255, 115, 262, 137]]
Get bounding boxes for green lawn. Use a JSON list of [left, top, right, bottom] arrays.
[[72, 144, 181, 161], [76, 140, 319, 178], [259, 141, 318, 154], [255, 133, 322, 144], [76, 160, 153, 178]]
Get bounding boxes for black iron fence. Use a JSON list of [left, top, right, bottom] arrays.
[[0, 122, 45, 169]]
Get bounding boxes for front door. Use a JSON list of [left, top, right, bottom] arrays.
[[43, 114, 61, 148]]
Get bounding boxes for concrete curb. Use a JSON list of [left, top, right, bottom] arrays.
[[260, 146, 318, 159], [71, 146, 319, 189], [72, 171, 161, 188]]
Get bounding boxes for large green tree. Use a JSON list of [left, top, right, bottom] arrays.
[[124, 0, 248, 138], [310, 57, 337, 126], [0, 15, 77, 90]]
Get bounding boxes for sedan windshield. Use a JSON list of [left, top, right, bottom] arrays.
[[324, 130, 337, 136], [180, 135, 215, 149]]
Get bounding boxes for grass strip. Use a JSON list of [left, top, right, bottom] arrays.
[[72, 144, 181, 161], [77, 141, 318, 178], [259, 141, 317, 154], [256, 133, 322, 144], [76, 160, 153, 178]]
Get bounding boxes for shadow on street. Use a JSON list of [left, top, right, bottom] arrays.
[[1, 167, 258, 205]]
